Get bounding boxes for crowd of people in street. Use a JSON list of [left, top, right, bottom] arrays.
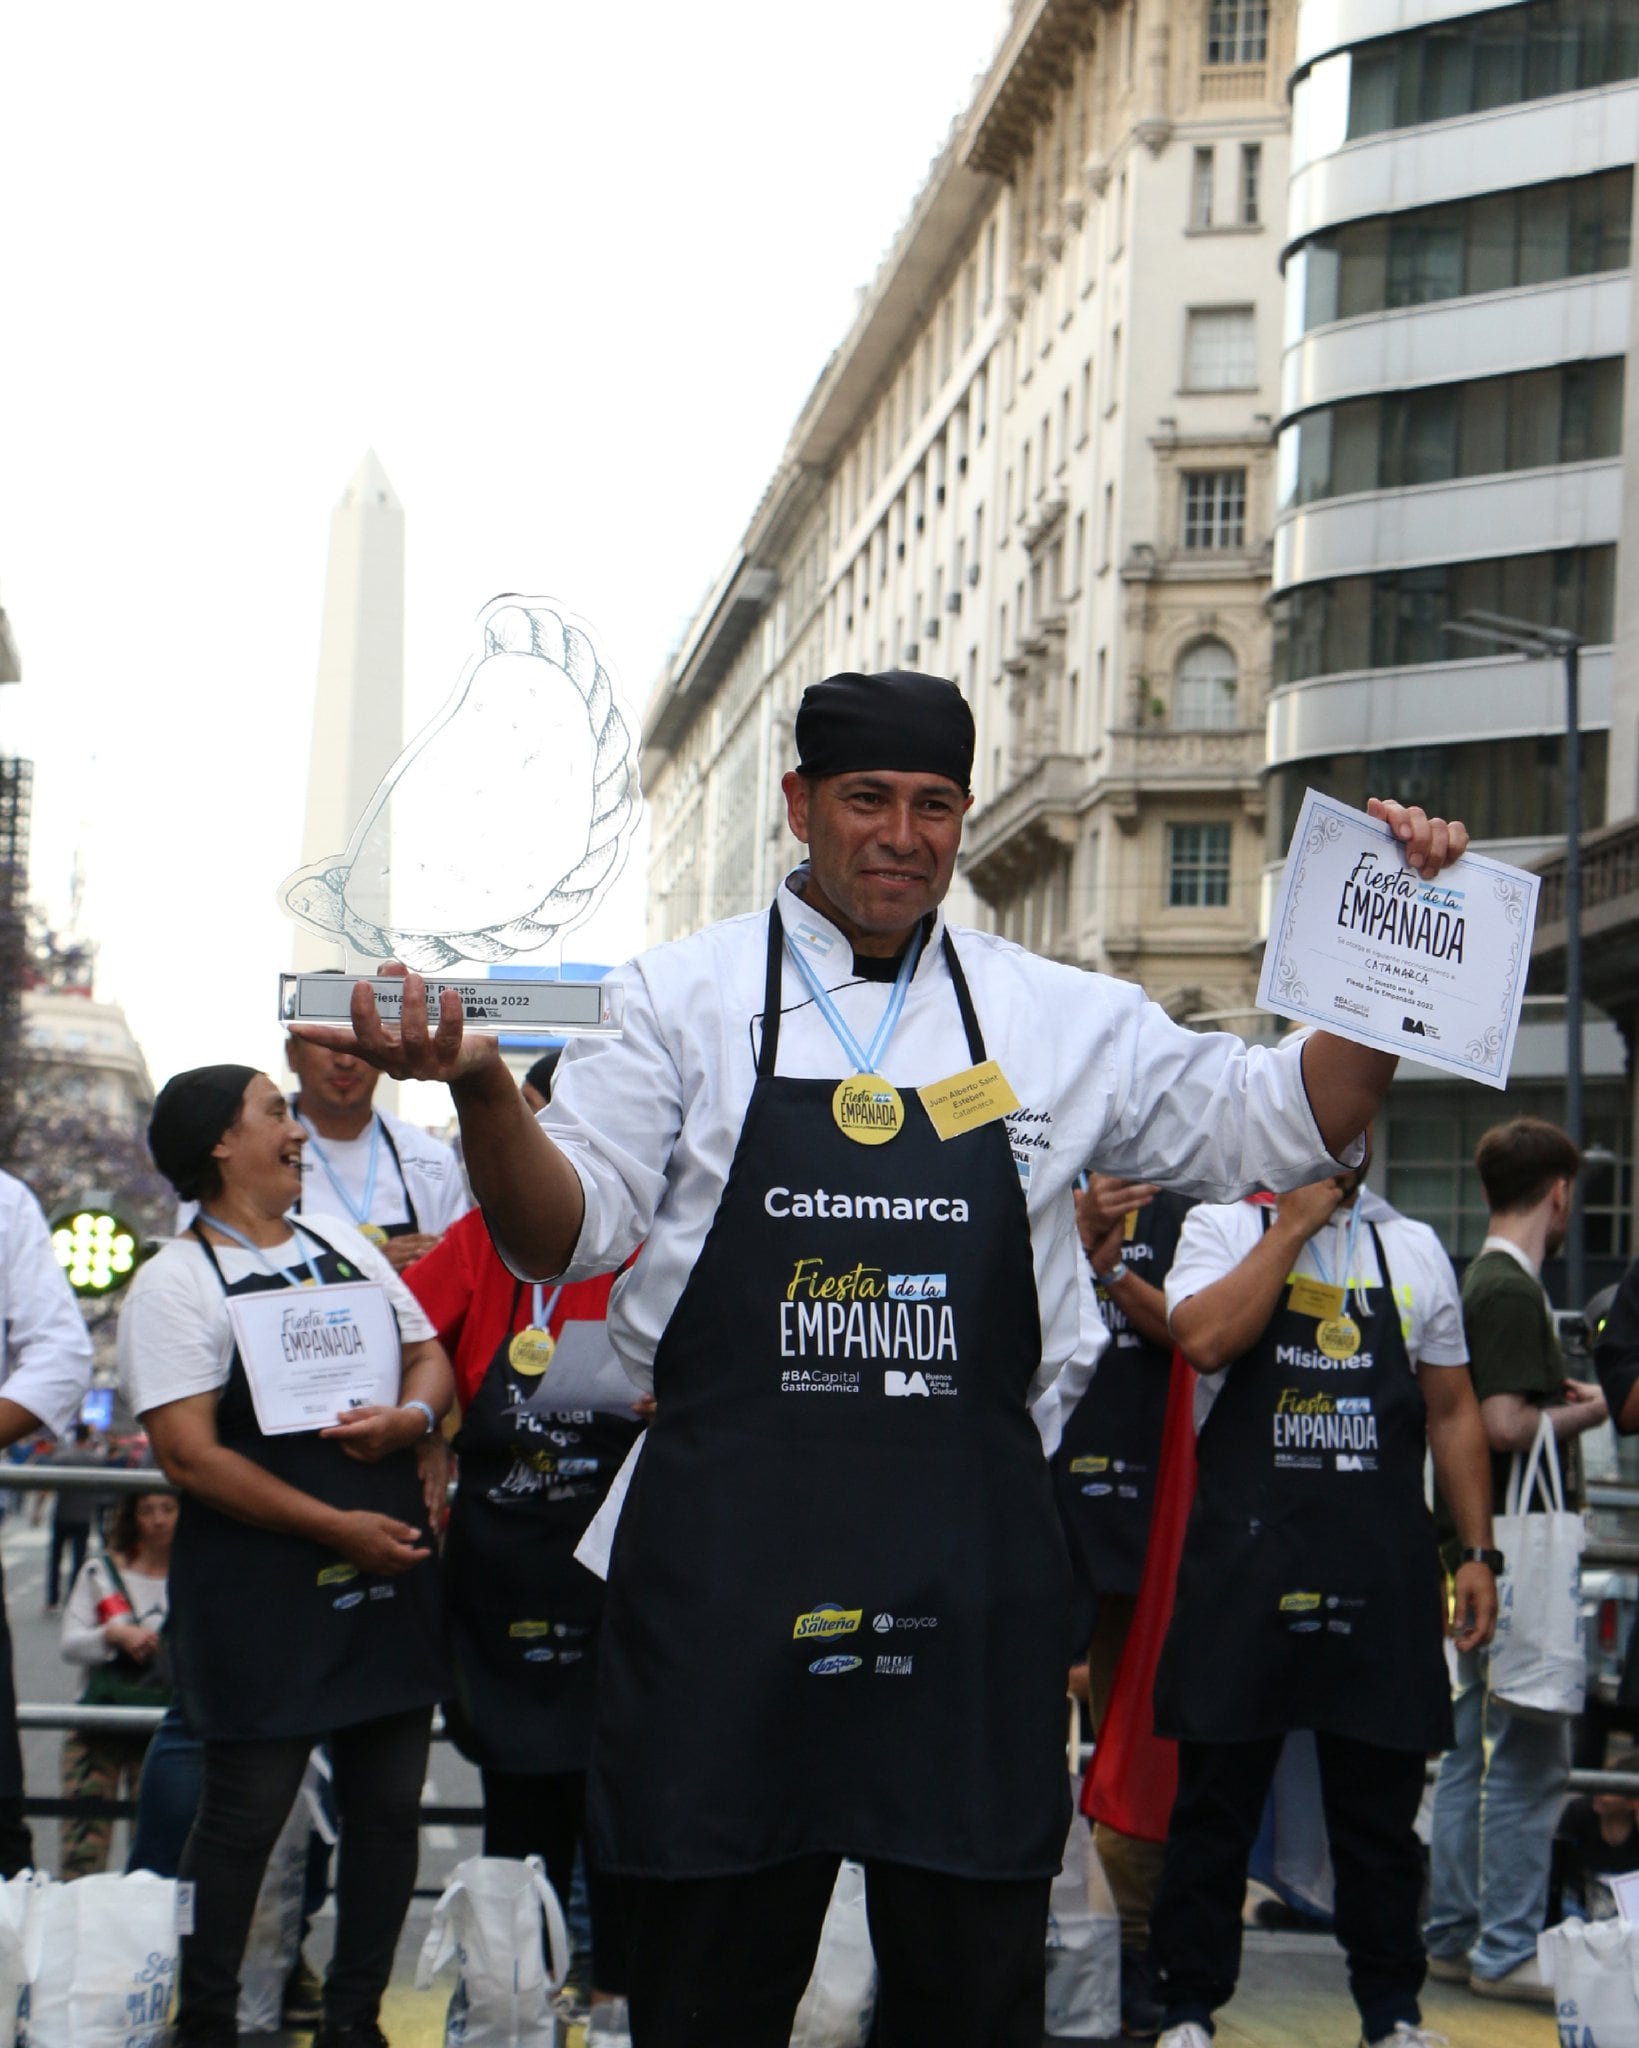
[[1, 665, 1639, 2048]]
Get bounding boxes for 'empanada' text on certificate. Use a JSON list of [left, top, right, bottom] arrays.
[[1257, 789, 1539, 1089]]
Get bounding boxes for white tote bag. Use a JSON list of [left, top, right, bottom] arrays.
[[1540, 1916, 1639, 2044], [789, 1860, 876, 2048], [416, 1854, 569, 2048], [1490, 1410, 1586, 1720], [20, 1872, 177, 2048], [1044, 1802, 1120, 2040]]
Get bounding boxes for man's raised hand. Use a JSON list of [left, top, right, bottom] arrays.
[[288, 963, 502, 1089], [1366, 799, 1470, 882]]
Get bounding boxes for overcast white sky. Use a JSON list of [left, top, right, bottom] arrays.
[[1, 0, 1007, 1116]]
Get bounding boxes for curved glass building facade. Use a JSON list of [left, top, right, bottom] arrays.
[[1271, 0, 1636, 868]]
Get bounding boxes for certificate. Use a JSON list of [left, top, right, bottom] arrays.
[[1258, 789, 1539, 1089], [226, 1281, 402, 1437]]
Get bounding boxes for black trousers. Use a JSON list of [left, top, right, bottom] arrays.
[[175, 1706, 431, 2046], [0, 1551, 30, 1874], [625, 1856, 1051, 2048], [1151, 1731, 1428, 2043], [481, 1766, 629, 1995]]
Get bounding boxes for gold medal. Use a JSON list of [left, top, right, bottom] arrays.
[[1316, 1315, 1361, 1361], [832, 1074, 904, 1146], [508, 1328, 556, 1377], [360, 1223, 389, 1249]]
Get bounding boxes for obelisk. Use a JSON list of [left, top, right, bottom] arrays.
[[292, 451, 406, 974]]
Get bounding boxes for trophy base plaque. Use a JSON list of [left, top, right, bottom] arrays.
[[279, 973, 622, 1039]]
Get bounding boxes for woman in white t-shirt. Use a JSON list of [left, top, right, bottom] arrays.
[[59, 1485, 176, 1877], [120, 1063, 453, 2048]]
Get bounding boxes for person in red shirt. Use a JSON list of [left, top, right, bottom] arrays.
[[406, 1053, 643, 2018]]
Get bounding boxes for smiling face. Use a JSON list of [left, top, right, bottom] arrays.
[[211, 1074, 306, 1212], [782, 768, 973, 956]]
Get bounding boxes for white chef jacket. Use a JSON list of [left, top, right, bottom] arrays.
[[0, 1170, 94, 1438], [1166, 1185, 1469, 1429], [292, 1105, 469, 1237], [538, 867, 1355, 1406]]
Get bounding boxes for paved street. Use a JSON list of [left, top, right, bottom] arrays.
[[0, 1513, 1565, 2046]]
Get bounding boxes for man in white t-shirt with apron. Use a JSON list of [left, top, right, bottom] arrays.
[[1148, 1134, 1496, 2048], [287, 1036, 468, 1270]]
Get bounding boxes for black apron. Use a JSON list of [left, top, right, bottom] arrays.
[[169, 1221, 449, 1742], [1155, 1216, 1452, 1753], [295, 1103, 423, 1242], [1051, 1193, 1191, 1616], [444, 1282, 642, 1774], [588, 908, 1071, 1879]]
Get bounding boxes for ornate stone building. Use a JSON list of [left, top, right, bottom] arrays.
[[644, 0, 1295, 1027]]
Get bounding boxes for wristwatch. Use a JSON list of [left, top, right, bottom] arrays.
[[1458, 1547, 1504, 1573], [1097, 1262, 1129, 1288]]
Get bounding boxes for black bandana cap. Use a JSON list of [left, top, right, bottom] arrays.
[[148, 1064, 259, 1200], [795, 670, 975, 793]]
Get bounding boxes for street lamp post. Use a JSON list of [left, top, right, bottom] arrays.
[[1442, 610, 1585, 1305]]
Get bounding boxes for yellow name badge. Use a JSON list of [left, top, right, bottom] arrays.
[[1287, 1275, 1346, 1320], [918, 1061, 1022, 1143]]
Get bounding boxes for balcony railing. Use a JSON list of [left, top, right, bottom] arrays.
[[1535, 814, 1639, 933]]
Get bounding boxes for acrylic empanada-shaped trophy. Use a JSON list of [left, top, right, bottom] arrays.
[[278, 596, 640, 1038]]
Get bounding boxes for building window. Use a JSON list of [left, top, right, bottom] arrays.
[[1296, 168, 1632, 332], [1267, 732, 1609, 853], [1183, 307, 1256, 390], [1282, 357, 1626, 507], [1191, 148, 1215, 228], [1168, 823, 1233, 907], [1271, 543, 1616, 685], [1346, 0, 1639, 145], [1174, 638, 1241, 729], [1182, 469, 1247, 550], [1240, 143, 1262, 226], [1206, 0, 1268, 65]]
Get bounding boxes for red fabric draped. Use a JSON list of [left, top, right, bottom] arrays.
[[1081, 1347, 1199, 1843]]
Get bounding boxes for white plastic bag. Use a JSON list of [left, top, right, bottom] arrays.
[[1044, 1804, 1120, 2040], [1539, 1915, 1639, 2043], [0, 1874, 48, 2048], [416, 1854, 568, 2048], [789, 1860, 875, 2048], [20, 1872, 177, 2048], [237, 1749, 332, 2032], [1492, 1412, 1587, 1719]]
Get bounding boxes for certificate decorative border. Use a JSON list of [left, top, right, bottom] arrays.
[[1258, 788, 1540, 1091]]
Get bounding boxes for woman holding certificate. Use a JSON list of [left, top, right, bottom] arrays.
[[118, 1063, 452, 2048]]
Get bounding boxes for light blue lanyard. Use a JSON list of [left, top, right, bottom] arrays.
[[198, 1214, 326, 1289], [299, 1113, 381, 1228], [1308, 1198, 1365, 1317], [531, 1284, 564, 1332], [783, 924, 924, 1074]]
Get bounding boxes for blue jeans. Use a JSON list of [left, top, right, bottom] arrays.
[[1424, 1647, 1571, 1979], [127, 1705, 203, 1877]]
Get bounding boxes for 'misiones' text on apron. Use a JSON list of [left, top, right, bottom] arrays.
[[444, 1278, 641, 1774], [589, 904, 1072, 1880], [1155, 1213, 1451, 1752], [169, 1219, 448, 1741]]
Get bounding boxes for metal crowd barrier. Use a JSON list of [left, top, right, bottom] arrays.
[[0, 1466, 175, 1496]]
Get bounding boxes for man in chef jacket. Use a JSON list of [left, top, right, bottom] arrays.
[[298, 669, 1473, 2047], [0, 1170, 94, 1871]]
